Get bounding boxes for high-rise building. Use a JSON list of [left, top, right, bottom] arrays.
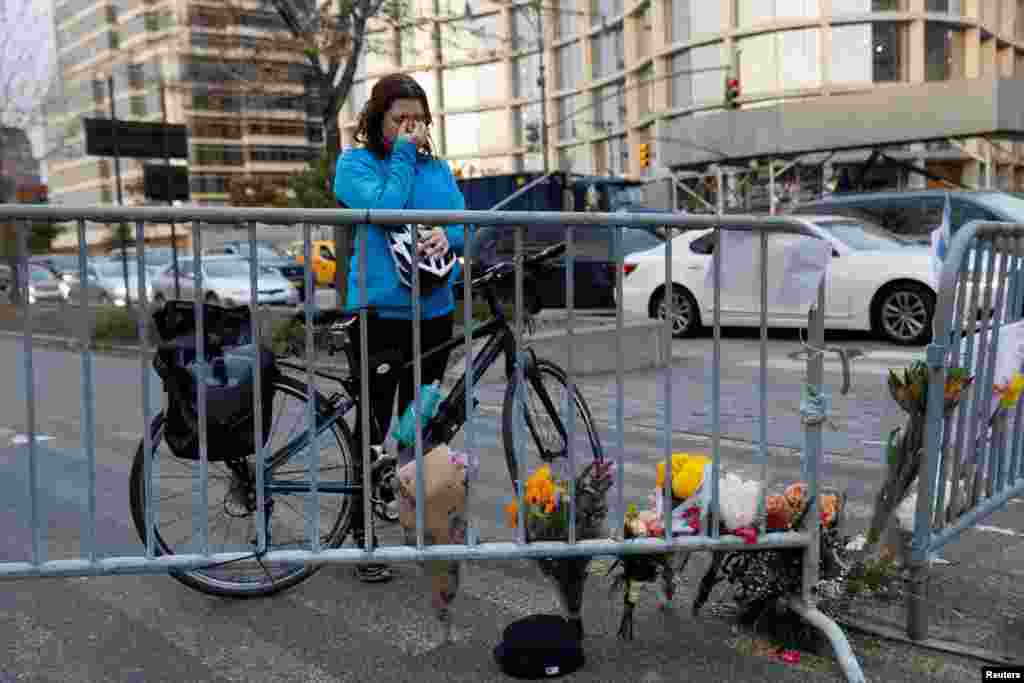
[[47, 0, 323, 207], [340, 0, 1024, 196]]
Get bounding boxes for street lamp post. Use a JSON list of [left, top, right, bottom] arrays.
[[533, 0, 550, 173]]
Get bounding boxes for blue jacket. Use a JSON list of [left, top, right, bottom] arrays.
[[334, 139, 471, 320]]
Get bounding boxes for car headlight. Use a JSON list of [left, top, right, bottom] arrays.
[[58, 282, 70, 297]]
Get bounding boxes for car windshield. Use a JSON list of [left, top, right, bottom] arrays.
[[976, 192, 1024, 220], [815, 220, 910, 250], [144, 248, 175, 265]]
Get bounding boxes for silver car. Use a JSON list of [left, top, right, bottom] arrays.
[[67, 259, 154, 307], [151, 255, 299, 307], [28, 264, 70, 305]]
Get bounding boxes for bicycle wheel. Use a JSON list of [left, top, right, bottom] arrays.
[[501, 357, 604, 492], [129, 375, 357, 598]]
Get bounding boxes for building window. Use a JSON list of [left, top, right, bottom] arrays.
[[513, 103, 543, 147], [736, 0, 819, 28], [558, 95, 579, 140], [250, 146, 319, 163], [925, 23, 964, 81], [398, 26, 419, 67], [194, 145, 245, 166], [594, 81, 625, 130], [558, 0, 578, 39], [443, 61, 504, 110], [514, 52, 542, 99], [831, 23, 904, 83], [737, 28, 821, 95], [443, 109, 511, 156], [925, 0, 962, 12], [556, 41, 583, 90], [670, 51, 692, 108], [559, 143, 593, 174], [129, 95, 147, 117], [832, 0, 904, 10], [513, 5, 537, 48]]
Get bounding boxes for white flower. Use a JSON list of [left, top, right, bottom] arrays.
[[718, 473, 760, 531]]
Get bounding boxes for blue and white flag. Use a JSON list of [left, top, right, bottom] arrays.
[[930, 193, 951, 280]]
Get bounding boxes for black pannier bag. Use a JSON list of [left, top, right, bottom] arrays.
[[152, 301, 277, 462]]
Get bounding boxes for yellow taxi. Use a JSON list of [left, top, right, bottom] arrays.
[[292, 240, 340, 287]]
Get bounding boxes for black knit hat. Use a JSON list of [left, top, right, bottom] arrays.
[[493, 615, 584, 679]]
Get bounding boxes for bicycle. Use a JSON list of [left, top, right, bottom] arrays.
[[129, 241, 606, 597]]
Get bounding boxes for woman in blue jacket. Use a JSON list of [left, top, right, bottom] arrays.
[[334, 72, 469, 583]]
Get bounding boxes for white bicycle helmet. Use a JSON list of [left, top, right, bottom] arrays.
[[388, 223, 456, 295]]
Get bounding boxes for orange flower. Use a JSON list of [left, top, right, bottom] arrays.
[[544, 500, 556, 514], [505, 500, 519, 528], [766, 495, 793, 531], [820, 494, 840, 528]]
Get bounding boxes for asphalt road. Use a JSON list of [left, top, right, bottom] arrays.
[[0, 333, 1021, 681]]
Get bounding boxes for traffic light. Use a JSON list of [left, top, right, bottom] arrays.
[[638, 143, 650, 169], [725, 77, 740, 110]]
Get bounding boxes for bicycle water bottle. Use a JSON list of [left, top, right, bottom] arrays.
[[393, 380, 443, 447]]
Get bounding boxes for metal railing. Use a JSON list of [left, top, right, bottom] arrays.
[[0, 204, 864, 682], [910, 220, 1024, 640]]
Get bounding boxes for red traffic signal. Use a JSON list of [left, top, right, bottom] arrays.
[[725, 78, 740, 109]]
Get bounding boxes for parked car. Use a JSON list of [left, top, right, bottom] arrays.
[[151, 255, 299, 307], [30, 254, 82, 283], [204, 241, 306, 300], [67, 258, 154, 307], [107, 246, 180, 281], [27, 263, 70, 305], [789, 190, 1024, 241], [471, 223, 668, 311], [620, 215, 940, 345]]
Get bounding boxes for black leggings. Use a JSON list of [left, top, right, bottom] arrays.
[[346, 312, 455, 448]]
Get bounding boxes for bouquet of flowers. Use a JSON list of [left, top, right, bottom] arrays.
[[609, 453, 767, 639], [693, 481, 849, 620], [864, 362, 973, 561], [505, 459, 614, 639]]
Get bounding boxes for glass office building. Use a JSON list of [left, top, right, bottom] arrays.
[[47, 0, 322, 206], [340, 0, 1024, 192]]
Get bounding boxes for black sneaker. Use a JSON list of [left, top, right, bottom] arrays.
[[355, 563, 393, 583]]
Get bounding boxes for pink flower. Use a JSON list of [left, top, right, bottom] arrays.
[[733, 527, 758, 545], [779, 650, 801, 665]]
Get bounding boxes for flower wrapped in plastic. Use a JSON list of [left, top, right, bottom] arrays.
[[505, 459, 614, 639]]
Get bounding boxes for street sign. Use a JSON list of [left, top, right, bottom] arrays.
[[83, 118, 189, 159], [144, 165, 190, 201]]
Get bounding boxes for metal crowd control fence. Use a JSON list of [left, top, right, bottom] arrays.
[[0, 205, 864, 682], [910, 220, 1024, 640]]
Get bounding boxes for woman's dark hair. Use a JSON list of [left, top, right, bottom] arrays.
[[354, 73, 434, 159]]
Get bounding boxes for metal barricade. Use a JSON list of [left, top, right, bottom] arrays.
[[910, 220, 1024, 640], [0, 204, 864, 682]]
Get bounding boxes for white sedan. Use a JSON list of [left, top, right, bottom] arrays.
[[619, 215, 940, 345], [151, 255, 300, 308]]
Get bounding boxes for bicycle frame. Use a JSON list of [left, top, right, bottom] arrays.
[[264, 278, 544, 499]]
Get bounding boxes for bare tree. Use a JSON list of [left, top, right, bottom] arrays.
[[1, 0, 57, 305], [0, 0, 54, 129]]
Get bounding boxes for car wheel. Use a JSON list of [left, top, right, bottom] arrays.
[[152, 293, 166, 308], [873, 282, 934, 346], [653, 284, 700, 338], [205, 292, 219, 305], [98, 293, 111, 306]]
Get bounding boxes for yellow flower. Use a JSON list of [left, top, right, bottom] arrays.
[[671, 457, 709, 500], [996, 372, 1024, 409]]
